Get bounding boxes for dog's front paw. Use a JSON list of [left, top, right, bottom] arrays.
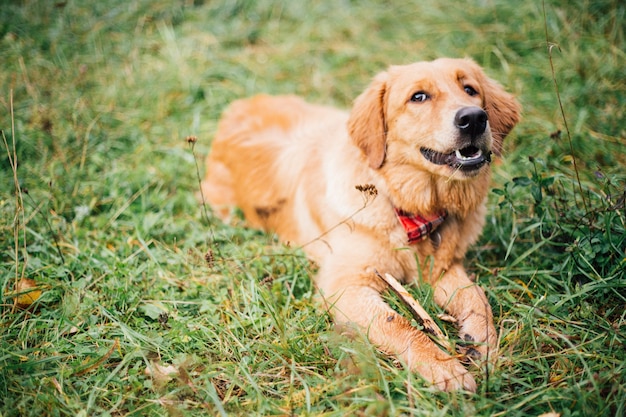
[[458, 314, 498, 364], [408, 348, 477, 392], [415, 355, 477, 392]]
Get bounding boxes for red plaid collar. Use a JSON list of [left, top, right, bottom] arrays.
[[395, 208, 447, 243]]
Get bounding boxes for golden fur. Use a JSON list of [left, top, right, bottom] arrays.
[[202, 58, 520, 391]]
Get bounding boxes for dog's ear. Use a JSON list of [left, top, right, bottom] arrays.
[[348, 72, 389, 169], [480, 74, 521, 156]]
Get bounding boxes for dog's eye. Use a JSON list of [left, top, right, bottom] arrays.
[[410, 92, 430, 103], [464, 86, 478, 96]]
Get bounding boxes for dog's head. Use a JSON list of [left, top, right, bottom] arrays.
[[348, 58, 521, 178]]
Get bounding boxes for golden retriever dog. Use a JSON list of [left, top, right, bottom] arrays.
[[201, 58, 520, 391]]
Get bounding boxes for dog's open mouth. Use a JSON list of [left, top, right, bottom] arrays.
[[420, 146, 492, 171]]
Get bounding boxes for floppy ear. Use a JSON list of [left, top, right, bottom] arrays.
[[348, 72, 389, 169], [481, 76, 521, 156]]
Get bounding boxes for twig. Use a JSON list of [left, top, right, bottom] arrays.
[[300, 184, 378, 250], [187, 136, 222, 258], [187, 136, 213, 229], [73, 339, 120, 376], [375, 270, 452, 353], [3, 90, 28, 284], [542, 0, 588, 214]]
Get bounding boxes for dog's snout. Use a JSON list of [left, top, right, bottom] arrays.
[[455, 107, 488, 139]]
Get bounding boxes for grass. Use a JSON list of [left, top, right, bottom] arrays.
[[1, 0, 624, 415]]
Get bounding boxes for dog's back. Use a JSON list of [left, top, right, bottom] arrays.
[[201, 94, 351, 244]]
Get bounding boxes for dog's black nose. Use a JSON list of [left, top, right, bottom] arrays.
[[455, 107, 488, 139]]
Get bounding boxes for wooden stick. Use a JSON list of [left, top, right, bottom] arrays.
[[375, 271, 452, 353]]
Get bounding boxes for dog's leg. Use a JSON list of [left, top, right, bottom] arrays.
[[318, 274, 477, 392], [430, 264, 498, 362], [200, 154, 237, 222]]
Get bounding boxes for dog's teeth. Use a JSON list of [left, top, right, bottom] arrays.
[[455, 149, 482, 160]]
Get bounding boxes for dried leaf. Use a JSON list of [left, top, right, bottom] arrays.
[[14, 278, 42, 308], [145, 362, 179, 386]]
